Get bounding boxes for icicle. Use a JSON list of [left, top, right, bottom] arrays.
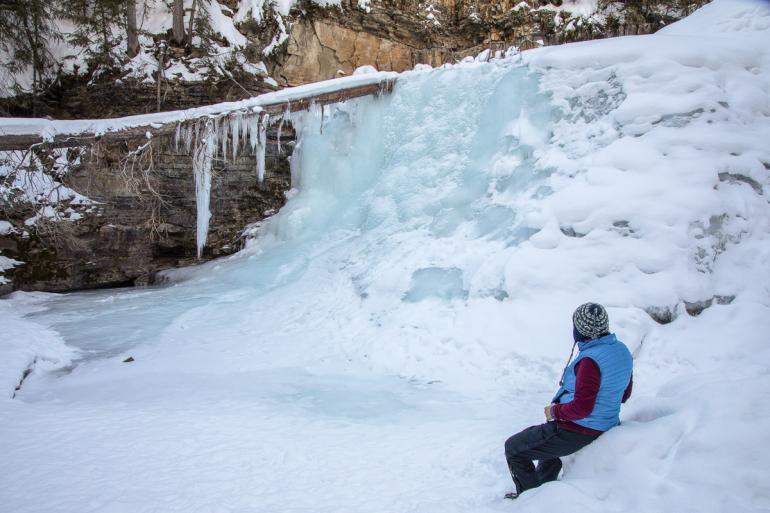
[[174, 123, 182, 151], [231, 113, 240, 161], [240, 114, 249, 154], [249, 113, 259, 152], [192, 119, 215, 259], [276, 115, 284, 155], [208, 118, 217, 159], [256, 113, 269, 182], [219, 116, 228, 161], [320, 104, 325, 135], [184, 124, 194, 154]]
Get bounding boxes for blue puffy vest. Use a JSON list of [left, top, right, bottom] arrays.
[[552, 333, 633, 432]]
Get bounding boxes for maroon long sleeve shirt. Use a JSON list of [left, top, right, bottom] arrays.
[[552, 357, 633, 436]]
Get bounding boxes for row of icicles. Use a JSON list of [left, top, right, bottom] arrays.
[[173, 102, 333, 259], [174, 108, 286, 259]]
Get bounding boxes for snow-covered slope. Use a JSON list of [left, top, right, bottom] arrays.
[[2, 1, 770, 512]]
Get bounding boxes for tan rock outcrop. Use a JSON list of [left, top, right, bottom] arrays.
[[267, 0, 702, 86], [270, 1, 535, 85], [278, 18, 422, 85]]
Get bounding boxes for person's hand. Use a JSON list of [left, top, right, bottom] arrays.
[[544, 405, 555, 422]]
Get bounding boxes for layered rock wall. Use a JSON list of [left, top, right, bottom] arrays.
[[3, 1, 703, 117], [268, 0, 679, 85], [0, 127, 293, 294], [4, 71, 279, 120], [274, 0, 484, 84]]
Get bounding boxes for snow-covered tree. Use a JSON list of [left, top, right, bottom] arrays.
[[64, 0, 125, 68], [0, 0, 61, 113]]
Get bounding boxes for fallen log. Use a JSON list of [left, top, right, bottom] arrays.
[[0, 76, 397, 151]]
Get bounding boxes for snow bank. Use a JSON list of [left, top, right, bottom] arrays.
[[0, 294, 75, 398], [234, 0, 358, 23], [236, 0, 345, 23], [535, 0, 599, 17], [0, 221, 14, 236], [0, 256, 21, 285]]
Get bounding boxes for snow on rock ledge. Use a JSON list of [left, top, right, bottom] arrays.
[[0, 72, 398, 144]]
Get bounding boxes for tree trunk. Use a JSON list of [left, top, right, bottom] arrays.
[[157, 43, 165, 112], [126, 0, 139, 57], [171, 0, 185, 46], [20, 1, 40, 115], [99, 3, 110, 56], [186, 0, 198, 50]]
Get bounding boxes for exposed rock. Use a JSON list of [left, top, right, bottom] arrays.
[[278, 19, 421, 85], [1, 125, 294, 292], [12, 360, 35, 398], [684, 295, 736, 317], [718, 172, 764, 195], [560, 226, 585, 238], [646, 295, 736, 324], [268, 0, 706, 85], [645, 305, 677, 325], [3, 71, 279, 120]]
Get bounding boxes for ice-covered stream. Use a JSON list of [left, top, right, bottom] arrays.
[[2, 1, 770, 512]]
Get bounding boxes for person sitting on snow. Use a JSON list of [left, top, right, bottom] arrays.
[[503, 302, 634, 499]]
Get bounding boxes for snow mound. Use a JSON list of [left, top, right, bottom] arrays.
[[0, 294, 74, 398], [659, 0, 770, 34]]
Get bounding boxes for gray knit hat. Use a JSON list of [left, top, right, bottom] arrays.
[[573, 303, 609, 339]]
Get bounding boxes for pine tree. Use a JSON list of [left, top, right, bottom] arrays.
[[63, 0, 125, 69], [0, 0, 61, 114], [186, 0, 199, 50]]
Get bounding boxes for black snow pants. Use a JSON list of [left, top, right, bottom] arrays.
[[504, 421, 600, 494]]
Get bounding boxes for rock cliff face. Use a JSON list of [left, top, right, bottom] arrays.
[[5, 69, 279, 120], [2, 1, 703, 117], [276, 2, 452, 85], [268, 0, 695, 85], [58, 73, 279, 120], [0, 127, 293, 294]]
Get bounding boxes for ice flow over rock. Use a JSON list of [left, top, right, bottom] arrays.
[[179, 108, 277, 258], [2, 1, 770, 512]]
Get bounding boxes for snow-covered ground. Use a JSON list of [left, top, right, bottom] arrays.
[[2, 1, 770, 511]]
